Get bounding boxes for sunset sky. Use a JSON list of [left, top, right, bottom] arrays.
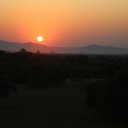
[[0, 0, 128, 47]]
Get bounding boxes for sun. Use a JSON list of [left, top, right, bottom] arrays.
[[37, 36, 43, 42]]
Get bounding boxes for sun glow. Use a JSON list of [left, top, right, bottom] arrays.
[[37, 36, 43, 42]]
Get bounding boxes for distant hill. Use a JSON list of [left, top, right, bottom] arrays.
[[0, 40, 128, 54]]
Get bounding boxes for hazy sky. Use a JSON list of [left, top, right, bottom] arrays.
[[0, 0, 128, 47]]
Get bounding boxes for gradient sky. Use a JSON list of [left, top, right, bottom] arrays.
[[0, 0, 128, 47]]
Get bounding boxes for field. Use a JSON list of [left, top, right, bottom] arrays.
[[0, 50, 128, 127], [0, 88, 124, 128]]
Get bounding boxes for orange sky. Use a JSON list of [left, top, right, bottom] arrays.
[[0, 0, 128, 47]]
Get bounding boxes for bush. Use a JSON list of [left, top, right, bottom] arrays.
[[86, 78, 128, 124], [0, 78, 17, 98]]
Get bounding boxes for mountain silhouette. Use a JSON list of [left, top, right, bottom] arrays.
[[0, 40, 128, 54]]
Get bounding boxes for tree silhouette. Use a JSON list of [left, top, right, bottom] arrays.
[[18, 48, 27, 53]]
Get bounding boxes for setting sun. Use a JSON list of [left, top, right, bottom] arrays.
[[37, 36, 43, 42]]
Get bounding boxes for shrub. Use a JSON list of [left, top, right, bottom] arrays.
[[86, 78, 128, 124]]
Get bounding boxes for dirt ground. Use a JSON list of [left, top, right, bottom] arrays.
[[0, 87, 125, 128]]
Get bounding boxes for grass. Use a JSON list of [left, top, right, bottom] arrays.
[[0, 87, 125, 128]]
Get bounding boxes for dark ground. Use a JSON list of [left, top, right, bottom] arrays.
[[0, 87, 125, 128], [0, 52, 128, 127]]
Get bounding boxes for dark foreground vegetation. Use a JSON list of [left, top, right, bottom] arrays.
[[0, 49, 128, 127]]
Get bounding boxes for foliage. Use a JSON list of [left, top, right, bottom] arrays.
[[1, 50, 128, 125]]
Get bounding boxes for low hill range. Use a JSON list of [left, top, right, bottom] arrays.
[[0, 40, 128, 54]]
